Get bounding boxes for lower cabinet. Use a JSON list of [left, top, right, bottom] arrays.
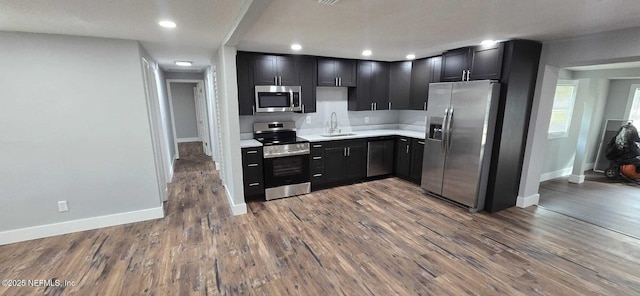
[[310, 139, 367, 188], [395, 137, 424, 185], [241, 147, 264, 198]]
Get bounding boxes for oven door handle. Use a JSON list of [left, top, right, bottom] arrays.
[[263, 150, 310, 159]]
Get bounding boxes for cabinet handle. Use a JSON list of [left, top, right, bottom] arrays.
[[313, 144, 322, 148], [335, 77, 338, 86], [313, 174, 323, 177], [400, 138, 408, 142], [462, 70, 465, 81], [347, 147, 351, 156], [418, 141, 425, 145], [302, 104, 305, 113], [252, 105, 256, 115], [339, 77, 342, 86], [313, 156, 322, 160], [344, 147, 347, 157], [280, 76, 283, 85], [406, 145, 410, 154], [275, 76, 278, 85], [248, 163, 259, 167], [423, 102, 427, 110], [374, 102, 377, 110], [467, 70, 471, 81], [249, 183, 260, 187], [388, 102, 391, 110], [371, 102, 374, 110], [247, 150, 258, 154]]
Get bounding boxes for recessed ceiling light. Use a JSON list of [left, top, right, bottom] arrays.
[[406, 54, 416, 60], [291, 44, 302, 51], [480, 39, 497, 46], [362, 50, 372, 57], [174, 61, 192, 67], [159, 20, 177, 28]]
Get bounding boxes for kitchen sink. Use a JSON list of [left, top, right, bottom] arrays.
[[320, 133, 356, 137]]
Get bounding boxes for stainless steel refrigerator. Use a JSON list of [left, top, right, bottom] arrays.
[[421, 80, 500, 212]]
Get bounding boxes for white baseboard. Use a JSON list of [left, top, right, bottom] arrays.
[[224, 185, 247, 216], [516, 194, 540, 208], [539, 168, 572, 182], [169, 153, 178, 182], [0, 207, 164, 246], [569, 174, 586, 184], [176, 137, 201, 143], [215, 161, 221, 171]]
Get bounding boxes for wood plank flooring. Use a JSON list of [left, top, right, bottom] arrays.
[[2, 143, 640, 295], [539, 170, 640, 239]]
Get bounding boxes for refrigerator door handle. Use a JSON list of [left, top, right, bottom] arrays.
[[447, 107, 454, 153], [442, 108, 449, 153]]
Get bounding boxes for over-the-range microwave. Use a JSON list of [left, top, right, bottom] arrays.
[[254, 85, 301, 113]]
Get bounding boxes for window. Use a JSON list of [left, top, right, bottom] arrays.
[[627, 87, 640, 123], [548, 80, 578, 139]]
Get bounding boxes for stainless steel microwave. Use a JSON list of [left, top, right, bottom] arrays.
[[255, 85, 301, 113]]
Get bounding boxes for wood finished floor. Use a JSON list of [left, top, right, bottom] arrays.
[[539, 170, 640, 239], [1, 143, 640, 295]]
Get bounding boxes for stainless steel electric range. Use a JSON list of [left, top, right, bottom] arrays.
[[253, 122, 310, 200]]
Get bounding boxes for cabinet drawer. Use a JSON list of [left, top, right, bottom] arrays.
[[242, 165, 263, 181], [244, 181, 264, 196], [311, 166, 325, 184], [242, 148, 262, 162]]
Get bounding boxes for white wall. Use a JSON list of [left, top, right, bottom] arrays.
[[164, 71, 205, 80], [212, 46, 247, 215], [204, 67, 221, 164], [603, 79, 640, 120], [155, 69, 177, 173], [519, 26, 640, 205], [0, 32, 163, 243], [170, 82, 199, 139]]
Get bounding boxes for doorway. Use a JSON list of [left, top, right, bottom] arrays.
[[167, 79, 213, 159]]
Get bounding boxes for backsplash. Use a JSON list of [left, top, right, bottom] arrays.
[[239, 87, 402, 136]]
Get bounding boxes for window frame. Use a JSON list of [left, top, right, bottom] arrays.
[[548, 79, 579, 139], [624, 84, 640, 124]]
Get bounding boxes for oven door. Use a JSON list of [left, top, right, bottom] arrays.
[[263, 154, 310, 188]]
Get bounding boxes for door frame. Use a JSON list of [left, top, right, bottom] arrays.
[[166, 79, 208, 158]]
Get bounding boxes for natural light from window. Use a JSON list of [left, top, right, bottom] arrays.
[[548, 81, 577, 138], [627, 88, 640, 123]]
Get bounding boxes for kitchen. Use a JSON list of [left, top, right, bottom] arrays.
[[237, 39, 540, 213]]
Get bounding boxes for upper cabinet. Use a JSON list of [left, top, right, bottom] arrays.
[[236, 51, 255, 115], [348, 60, 389, 111], [296, 55, 317, 113], [253, 54, 299, 86], [441, 43, 504, 82], [388, 61, 412, 110], [317, 58, 357, 87], [409, 56, 441, 110]]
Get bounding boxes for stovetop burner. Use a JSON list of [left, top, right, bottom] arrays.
[[256, 136, 309, 146], [253, 121, 307, 146]]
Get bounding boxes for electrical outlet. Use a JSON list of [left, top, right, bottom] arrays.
[[57, 201, 69, 212], [365, 116, 369, 124], [306, 116, 311, 124]]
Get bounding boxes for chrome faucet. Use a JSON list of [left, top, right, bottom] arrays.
[[330, 112, 338, 134]]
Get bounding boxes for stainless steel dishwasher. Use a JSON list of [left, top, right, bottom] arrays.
[[367, 138, 395, 177]]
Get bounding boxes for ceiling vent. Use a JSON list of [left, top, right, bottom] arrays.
[[317, 0, 340, 5]]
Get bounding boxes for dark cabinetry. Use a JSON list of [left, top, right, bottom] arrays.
[[441, 43, 504, 82], [253, 54, 299, 86], [410, 56, 441, 110], [311, 140, 366, 187], [236, 51, 316, 115], [395, 137, 424, 184], [388, 61, 412, 110], [241, 147, 264, 198], [348, 61, 389, 111], [317, 58, 357, 87]]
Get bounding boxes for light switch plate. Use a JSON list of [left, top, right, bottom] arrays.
[[365, 116, 369, 124], [306, 116, 311, 124], [58, 201, 69, 212]]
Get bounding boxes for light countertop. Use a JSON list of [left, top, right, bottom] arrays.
[[240, 139, 262, 148], [240, 129, 426, 148]]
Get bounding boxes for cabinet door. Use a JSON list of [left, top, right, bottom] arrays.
[[469, 43, 504, 80], [345, 144, 366, 180], [430, 56, 442, 83], [317, 59, 337, 86], [409, 139, 425, 184], [441, 47, 471, 82], [389, 61, 412, 110], [351, 61, 374, 111], [337, 59, 357, 87], [298, 55, 316, 113], [253, 54, 278, 85], [409, 58, 431, 110], [277, 55, 299, 85], [373, 61, 390, 110], [395, 138, 411, 179], [236, 52, 255, 115], [323, 147, 346, 183]]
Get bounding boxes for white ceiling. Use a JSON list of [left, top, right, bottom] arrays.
[[2, 0, 640, 71], [0, 0, 245, 70], [238, 0, 640, 61]]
